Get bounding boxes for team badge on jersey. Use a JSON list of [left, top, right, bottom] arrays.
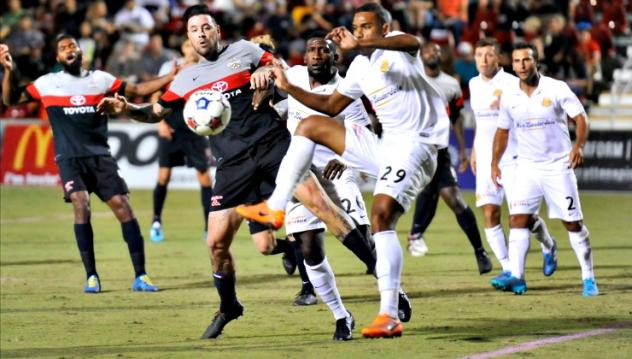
[[542, 98, 552, 107], [227, 57, 241, 70], [493, 89, 502, 97], [380, 59, 389, 73]]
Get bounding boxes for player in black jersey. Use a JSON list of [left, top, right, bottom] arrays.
[[148, 39, 214, 242], [97, 5, 373, 341], [1, 36, 175, 293]]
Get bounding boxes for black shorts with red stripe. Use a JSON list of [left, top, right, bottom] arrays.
[[57, 155, 129, 202]]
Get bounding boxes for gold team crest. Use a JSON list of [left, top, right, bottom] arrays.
[[542, 98, 552, 107], [227, 57, 241, 70], [493, 89, 502, 97], [380, 59, 389, 72]]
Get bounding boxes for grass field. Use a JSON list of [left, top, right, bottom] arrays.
[[1, 186, 631, 358]]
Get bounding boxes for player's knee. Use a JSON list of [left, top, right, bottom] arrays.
[[509, 214, 529, 228], [562, 220, 583, 232], [371, 207, 394, 231], [70, 193, 91, 222], [483, 205, 501, 226], [108, 195, 134, 222], [295, 115, 325, 140]]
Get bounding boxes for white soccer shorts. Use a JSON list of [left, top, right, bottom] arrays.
[[475, 161, 517, 207], [508, 164, 584, 221], [341, 123, 438, 212], [285, 169, 370, 234]]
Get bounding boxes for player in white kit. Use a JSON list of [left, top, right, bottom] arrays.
[[238, 3, 449, 338], [469, 38, 558, 289], [491, 43, 598, 296]]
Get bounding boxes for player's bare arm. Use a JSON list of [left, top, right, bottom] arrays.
[[124, 62, 178, 97], [470, 142, 477, 175], [329, 26, 420, 55], [491, 128, 509, 188], [271, 64, 353, 116], [1, 44, 29, 106], [568, 113, 589, 169], [454, 116, 468, 172], [97, 93, 171, 123]]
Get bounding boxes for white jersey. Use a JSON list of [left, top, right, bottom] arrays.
[[431, 71, 462, 104], [286, 65, 370, 168], [498, 75, 586, 170], [469, 68, 519, 167], [337, 31, 449, 147]]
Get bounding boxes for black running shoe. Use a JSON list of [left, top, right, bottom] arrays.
[[294, 289, 317, 306], [397, 288, 412, 323], [333, 311, 355, 341], [201, 301, 244, 339], [475, 249, 493, 274], [282, 252, 297, 275]]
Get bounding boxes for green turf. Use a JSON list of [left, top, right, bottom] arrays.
[[1, 186, 631, 358]]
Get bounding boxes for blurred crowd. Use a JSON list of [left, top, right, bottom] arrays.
[[1, 0, 630, 119]]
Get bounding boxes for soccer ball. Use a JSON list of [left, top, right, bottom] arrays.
[[183, 90, 231, 136]]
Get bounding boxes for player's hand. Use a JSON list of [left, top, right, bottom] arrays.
[[327, 27, 358, 51], [250, 66, 274, 90], [470, 151, 477, 175], [569, 145, 584, 169], [97, 93, 129, 115], [252, 87, 273, 111], [323, 159, 346, 180], [0, 44, 13, 71], [158, 120, 174, 139], [458, 152, 468, 173], [270, 60, 290, 91], [491, 164, 502, 188]]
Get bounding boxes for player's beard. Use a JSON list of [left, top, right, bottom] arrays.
[[61, 52, 83, 75]]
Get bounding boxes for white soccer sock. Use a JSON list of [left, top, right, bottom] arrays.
[[374, 230, 402, 318], [304, 257, 348, 320], [484, 225, 510, 271], [568, 225, 594, 280], [267, 136, 315, 211], [508, 228, 530, 279], [530, 216, 554, 254]]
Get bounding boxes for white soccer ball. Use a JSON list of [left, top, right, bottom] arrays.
[[183, 90, 231, 136]]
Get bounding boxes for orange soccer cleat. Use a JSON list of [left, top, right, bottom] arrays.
[[361, 313, 403, 338], [236, 201, 285, 230]]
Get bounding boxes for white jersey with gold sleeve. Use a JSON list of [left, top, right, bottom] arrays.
[[286, 65, 370, 168], [336, 31, 449, 147], [469, 68, 519, 168], [498, 75, 586, 170]]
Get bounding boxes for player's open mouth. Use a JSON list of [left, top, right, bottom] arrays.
[[66, 54, 77, 63]]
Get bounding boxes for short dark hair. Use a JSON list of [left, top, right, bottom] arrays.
[[183, 4, 214, 26], [512, 42, 539, 61], [353, 2, 392, 26], [305, 30, 337, 55], [55, 33, 76, 46], [475, 38, 500, 53]]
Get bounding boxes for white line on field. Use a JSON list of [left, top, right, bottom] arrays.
[[463, 322, 631, 359], [0, 210, 150, 225]]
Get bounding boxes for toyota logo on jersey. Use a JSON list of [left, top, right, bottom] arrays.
[[211, 81, 229, 93], [70, 95, 86, 106]]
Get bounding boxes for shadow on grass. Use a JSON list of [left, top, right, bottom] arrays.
[[0, 259, 79, 266]]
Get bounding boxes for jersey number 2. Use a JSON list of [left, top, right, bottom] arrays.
[[565, 196, 576, 210]]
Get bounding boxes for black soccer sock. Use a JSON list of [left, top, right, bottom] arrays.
[[200, 186, 213, 231], [410, 189, 439, 236], [456, 207, 484, 251], [291, 240, 313, 292], [121, 219, 146, 277], [74, 223, 97, 278], [269, 237, 291, 255], [342, 228, 376, 273], [213, 272, 239, 312], [152, 184, 168, 223]]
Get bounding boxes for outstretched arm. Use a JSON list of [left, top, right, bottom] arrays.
[[97, 93, 172, 123], [328, 27, 420, 54], [1, 44, 29, 106], [124, 61, 177, 97]]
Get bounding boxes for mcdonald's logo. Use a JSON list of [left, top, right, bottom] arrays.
[[13, 125, 53, 171]]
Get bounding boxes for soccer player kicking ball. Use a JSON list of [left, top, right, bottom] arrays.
[[491, 43, 598, 296], [238, 3, 450, 338], [469, 38, 558, 288], [1, 37, 174, 293]]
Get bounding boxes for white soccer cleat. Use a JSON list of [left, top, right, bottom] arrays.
[[407, 233, 428, 257]]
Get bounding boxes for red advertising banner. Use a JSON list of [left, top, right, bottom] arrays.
[[1, 123, 60, 185]]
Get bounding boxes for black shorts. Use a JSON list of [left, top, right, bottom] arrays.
[[158, 134, 212, 171], [421, 148, 458, 194], [57, 155, 129, 202]]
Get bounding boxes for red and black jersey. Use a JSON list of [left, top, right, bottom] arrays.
[[158, 40, 286, 162], [26, 70, 125, 160]]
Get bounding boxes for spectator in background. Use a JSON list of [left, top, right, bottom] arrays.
[[55, 0, 86, 38], [106, 40, 141, 83], [114, 0, 155, 50], [602, 0, 629, 36], [0, 0, 25, 40], [138, 33, 178, 81], [78, 21, 96, 69], [137, 0, 171, 28], [85, 0, 116, 36], [436, 0, 468, 44], [454, 41, 478, 92], [5, 15, 45, 82], [577, 22, 602, 95]]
